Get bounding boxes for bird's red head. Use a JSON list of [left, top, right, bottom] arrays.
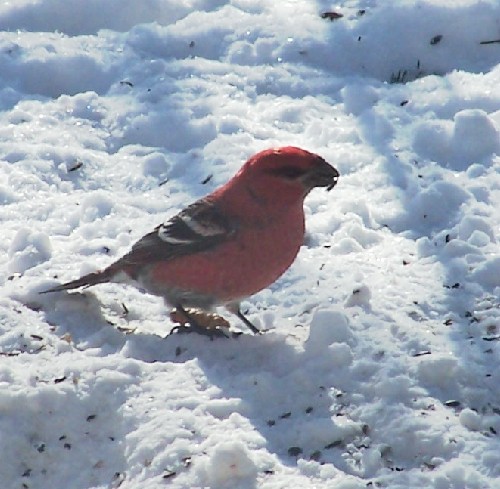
[[212, 147, 339, 215], [238, 146, 338, 192]]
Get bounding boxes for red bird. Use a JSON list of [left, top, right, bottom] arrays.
[[42, 147, 339, 336]]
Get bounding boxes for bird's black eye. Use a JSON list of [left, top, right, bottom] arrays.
[[267, 165, 305, 179]]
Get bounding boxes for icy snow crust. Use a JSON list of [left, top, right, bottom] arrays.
[[1, 1, 499, 488]]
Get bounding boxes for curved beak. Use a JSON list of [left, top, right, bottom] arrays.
[[303, 158, 340, 191]]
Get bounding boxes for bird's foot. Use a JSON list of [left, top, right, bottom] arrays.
[[169, 307, 231, 339], [169, 323, 229, 339], [236, 309, 261, 335]]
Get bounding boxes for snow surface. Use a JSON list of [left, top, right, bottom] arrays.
[[1, 0, 499, 488]]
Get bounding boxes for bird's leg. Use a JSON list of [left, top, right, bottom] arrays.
[[236, 308, 261, 335], [169, 304, 229, 339]]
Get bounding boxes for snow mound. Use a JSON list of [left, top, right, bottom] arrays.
[[201, 441, 258, 488]]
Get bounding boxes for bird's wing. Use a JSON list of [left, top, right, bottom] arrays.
[[117, 198, 237, 268]]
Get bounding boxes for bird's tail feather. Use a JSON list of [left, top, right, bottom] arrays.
[[40, 269, 113, 294]]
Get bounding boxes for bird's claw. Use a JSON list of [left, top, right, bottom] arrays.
[[168, 306, 261, 339], [169, 323, 229, 339], [169, 306, 231, 339]]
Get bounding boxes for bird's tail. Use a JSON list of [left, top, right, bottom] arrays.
[[40, 268, 115, 294]]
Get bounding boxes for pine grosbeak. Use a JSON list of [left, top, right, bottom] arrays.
[[43, 147, 339, 336]]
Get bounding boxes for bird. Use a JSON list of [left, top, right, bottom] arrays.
[[42, 147, 339, 337]]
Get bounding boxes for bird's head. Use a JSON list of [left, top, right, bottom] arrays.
[[233, 146, 339, 204]]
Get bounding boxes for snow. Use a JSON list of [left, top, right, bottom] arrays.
[[1, 0, 499, 488]]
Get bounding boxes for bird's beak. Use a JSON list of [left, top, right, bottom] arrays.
[[303, 159, 340, 191]]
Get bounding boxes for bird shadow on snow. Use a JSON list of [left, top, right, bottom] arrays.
[[125, 328, 365, 475], [37, 289, 364, 476]]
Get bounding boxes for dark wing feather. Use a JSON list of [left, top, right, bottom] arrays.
[[116, 198, 237, 271]]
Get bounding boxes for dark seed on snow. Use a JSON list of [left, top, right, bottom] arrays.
[[413, 350, 431, 357], [288, 446, 302, 457], [310, 450, 322, 461], [325, 440, 343, 449]]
